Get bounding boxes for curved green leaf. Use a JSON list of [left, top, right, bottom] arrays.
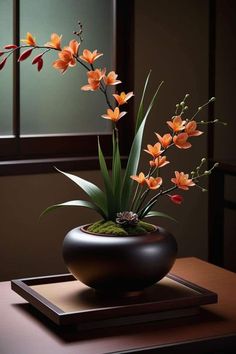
[[54, 167, 107, 217], [143, 211, 177, 222], [135, 70, 151, 134], [98, 138, 115, 219], [112, 131, 121, 211], [40, 200, 106, 219], [121, 80, 164, 211]]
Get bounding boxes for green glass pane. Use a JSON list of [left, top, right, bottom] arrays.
[[0, 0, 13, 136], [20, 0, 114, 135]]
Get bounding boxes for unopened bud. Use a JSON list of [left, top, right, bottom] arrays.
[[201, 158, 206, 163], [204, 170, 211, 175], [209, 97, 216, 102], [202, 188, 207, 192], [176, 103, 179, 108], [184, 106, 188, 110], [214, 119, 219, 123], [185, 94, 190, 98], [180, 101, 185, 106], [198, 106, 202, 111], [214, 162, 219, 168]]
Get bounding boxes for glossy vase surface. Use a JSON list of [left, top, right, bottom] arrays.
[[62, 225, 177, 293]]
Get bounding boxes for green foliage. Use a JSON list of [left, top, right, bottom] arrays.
[[87, 220, 156, 236]]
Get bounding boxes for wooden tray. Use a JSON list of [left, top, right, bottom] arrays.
[[11, 273, 217, 329]]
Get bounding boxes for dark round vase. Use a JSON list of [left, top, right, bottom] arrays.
[[62, 225, 177, 294]]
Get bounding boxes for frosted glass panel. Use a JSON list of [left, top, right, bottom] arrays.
[[20, 0, 114, 135], [0, 0, 13, 135]]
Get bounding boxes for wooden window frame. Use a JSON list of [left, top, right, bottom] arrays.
[[0, 0, 134, 175]]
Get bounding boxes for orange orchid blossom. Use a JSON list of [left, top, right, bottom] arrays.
[[149, 156, 169, 168], [45, 33, 62, 50], [146, 177, 163, 190], [173, 132, 191, 149], [104, 71, 121, 86], [171, 171, 195, 190], [101, 107, 127, 122], [130, 172, 147, 185], [81, 68, 106, 91], [167, 116, 186, 132], [21, 32, 36, 46], [53, 39, 80, 73], [144, 142, 163, 158], [155, 133, 172, 149], [113, 91, 134, 106], [185, 120, 203, 137], [79, 49, 103, 64]]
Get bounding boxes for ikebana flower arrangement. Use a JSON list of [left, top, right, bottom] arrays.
[[0, 27, 223, 237], [1, 23, 227, 293]]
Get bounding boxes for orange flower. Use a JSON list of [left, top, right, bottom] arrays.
[[79, 49, 103, 64], [81, 68, 106, 91], [101, 107, 127, 122], [53, 39, 80, 73], [113, 91, 134, 105], [185, 120, 203, 137], [167, 116, 186, 132], [173, 133, 191, 149], [144, 142, 163, 158], [103, 71, 121, 86], [45, 33, 62, 50], [146, 177, 163, 190], [149, 156, 169, 168], [155, 133, 172, 148], [130, 172, 147, 185], [171, 171, 195, 190], [21, 32, 36, 46]]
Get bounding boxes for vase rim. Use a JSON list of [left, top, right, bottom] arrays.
[[80, 223, 158, 237]]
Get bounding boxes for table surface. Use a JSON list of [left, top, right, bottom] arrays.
[[1, 257, 236, 354]]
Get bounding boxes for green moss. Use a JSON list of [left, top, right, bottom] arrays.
[[87, 220, 156, 236], [138, 221, 156, 232], [87, 220, 128, 236]]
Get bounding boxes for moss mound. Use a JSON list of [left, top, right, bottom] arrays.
[[87, 220, 156, 236]]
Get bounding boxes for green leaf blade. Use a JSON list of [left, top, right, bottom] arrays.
[[98, 138, 116, 219], [54, 167, 108, 218], [40, 200, 106, 219], [144, 211, 177, 223]]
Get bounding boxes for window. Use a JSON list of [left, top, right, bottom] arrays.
[[0, 0, 134, 175]]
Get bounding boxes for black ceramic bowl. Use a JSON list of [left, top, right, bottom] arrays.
[[62, 224, 177, 294]]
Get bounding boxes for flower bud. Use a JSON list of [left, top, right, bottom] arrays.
[[209, 97, 216, 102], [168, 194, 183, 205], [185, 94, 190, 98], [202, 188, 207, 192], [201, 158, 206, 163], [180, 101, 185, 106], [204, 170, 211, 175], [213, 162, 219, 168], [198, 106, 202, 111]]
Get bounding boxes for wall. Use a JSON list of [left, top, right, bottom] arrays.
[[134, 0, 209, 259], [1, 0, 231, 281]]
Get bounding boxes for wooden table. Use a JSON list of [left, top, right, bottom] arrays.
[[1, 257, 236, 354]]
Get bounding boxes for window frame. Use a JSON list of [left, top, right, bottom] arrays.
[[0, 0, 134, 175]]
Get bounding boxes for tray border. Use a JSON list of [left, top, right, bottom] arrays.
[[11, 273, 218, 326]]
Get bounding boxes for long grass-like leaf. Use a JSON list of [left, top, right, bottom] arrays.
[[112, 131, 121, 211], [98, 138, 115, 219], [40, 200, 106, 219], [143, 210, 177, 222], [121, 80, 164, 211], [135, 70, 152, 134], [54, 167, 108, 218]]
